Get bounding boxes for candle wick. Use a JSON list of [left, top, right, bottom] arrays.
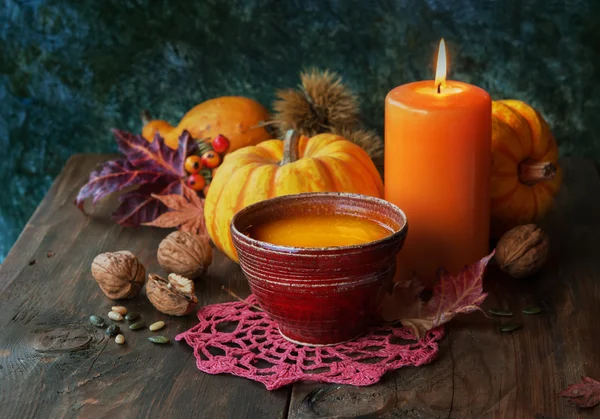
[[437, 83, 441, 94]]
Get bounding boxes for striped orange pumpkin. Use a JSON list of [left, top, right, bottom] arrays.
[[204, 130, 384, 261], [491, 100, 562, 236]]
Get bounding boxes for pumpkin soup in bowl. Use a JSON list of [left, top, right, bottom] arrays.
[[230, 192, 408, 346], [246, 213, 394, 248]]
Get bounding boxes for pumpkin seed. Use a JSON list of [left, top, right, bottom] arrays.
[[500, 323, 522, 333], [523, 307, 542, 315], [489, 309, 513, 317], [115, 334, 125, 344], [108, 311, 123, 321], [125, 312, 139, 321], [89, 315, 105, 327], [148, 336, 170, 344], [111, 306, 128, 315], [108, 311, 123, 322], [129, 321, 146, 330], [105, 324, 120, 337], [149, 321, 165, 331]]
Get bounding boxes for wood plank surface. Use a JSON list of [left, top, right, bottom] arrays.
[[0, 154, 290, 418], [287, 158, 600, 419], [0, 155, 599, 419]]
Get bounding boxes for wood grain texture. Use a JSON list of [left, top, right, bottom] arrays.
[[0, 154, 290, 419], [287, 158, 600, 419], [1, 155, 599, 419]]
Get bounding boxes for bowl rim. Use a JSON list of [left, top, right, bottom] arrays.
[[230, 192, 408, 254]]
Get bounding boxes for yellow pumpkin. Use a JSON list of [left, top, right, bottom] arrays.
[[141, 96, 271, 151], [141, 111, 173, 144], [205, 130, 384, 261], [491, 100, 562, 236]]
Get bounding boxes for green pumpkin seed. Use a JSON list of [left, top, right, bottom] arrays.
[[89, 315, 105, 327], [105, 324, 120, 337], [500, 324, 522, 333], [523, 307, 542, 315], [125, 312, 139, 321], [489, 309, 513, 317], [148, 336, 170, 344], [129, 321, 146, 330]]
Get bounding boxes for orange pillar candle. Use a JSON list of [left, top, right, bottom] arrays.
[[384, 39, 491, 283]]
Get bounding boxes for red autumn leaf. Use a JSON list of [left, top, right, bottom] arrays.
[[75, 130, 196, 227], [381, 251, 495, 339], [559, 376, 600, 408], [143, 185, 208, 239]]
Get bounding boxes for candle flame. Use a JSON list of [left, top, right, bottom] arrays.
[[435, 38, 447, 92]]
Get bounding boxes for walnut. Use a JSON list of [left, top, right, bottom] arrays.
[[157, 231, 212, 279], [91, 251, 146, 299], [146, 273, 198, 316], [495, 224, 550, 278]]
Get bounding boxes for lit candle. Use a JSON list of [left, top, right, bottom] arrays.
[[384, 39, 491, 283]]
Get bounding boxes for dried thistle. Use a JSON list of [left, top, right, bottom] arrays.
[[272, 69, 383, 160], [333, 127, 384, 160], [273, 69, 360, 137]]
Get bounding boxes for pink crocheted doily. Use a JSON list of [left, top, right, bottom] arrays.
[[175, 295, 444, 390]]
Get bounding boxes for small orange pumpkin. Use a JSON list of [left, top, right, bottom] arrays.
[[141, 96, 271, 151], [490, 100, 562, 236], [205, 130, 384, 261]]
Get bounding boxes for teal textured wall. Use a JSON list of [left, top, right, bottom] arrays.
[[1, 0, 599, 260]]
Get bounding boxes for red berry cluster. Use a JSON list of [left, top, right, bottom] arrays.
[[184, 134, 230, 196]]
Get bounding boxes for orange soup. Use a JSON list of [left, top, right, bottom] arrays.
[[247, 213, 393, 248]]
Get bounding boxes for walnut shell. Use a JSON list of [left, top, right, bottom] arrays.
[[146, 273, 198, 316], [91, 251, 146, 299], [495, 224, 550, 278], [157, 231, 212, 279]]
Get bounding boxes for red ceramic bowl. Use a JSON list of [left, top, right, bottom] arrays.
[[230, 192, 408, 346]]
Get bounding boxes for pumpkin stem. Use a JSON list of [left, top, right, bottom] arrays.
[[141, 110, 152, 125], [281, 129, 301, 165], [518, 161, 557, 186]]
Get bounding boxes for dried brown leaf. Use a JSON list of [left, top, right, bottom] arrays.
[[381, 251, 495, 339], [143, 185, 208, 238]]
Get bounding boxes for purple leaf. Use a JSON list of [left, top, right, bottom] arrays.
[[75, 159, 163, 210], [75, 130, 196, 227], [112, 179, 183, 227], [112, 130, 195, 176]]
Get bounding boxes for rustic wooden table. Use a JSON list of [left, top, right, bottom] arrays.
[[0, 154, 599, 419]]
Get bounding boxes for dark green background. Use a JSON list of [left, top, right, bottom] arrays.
[[1, 0, 599, 261]]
